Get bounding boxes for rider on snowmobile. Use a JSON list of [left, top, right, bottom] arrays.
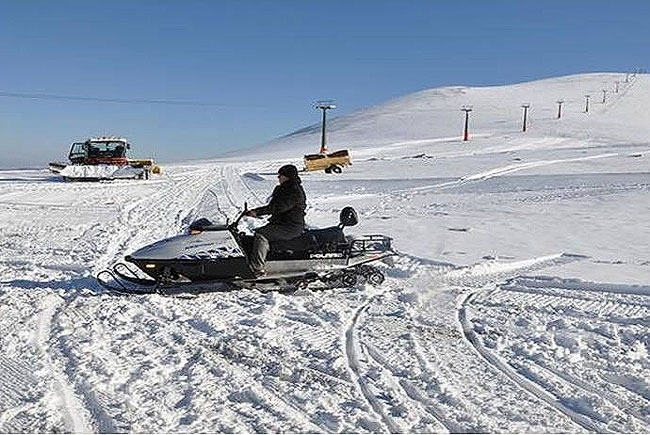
[[245, 164, 306, 276]]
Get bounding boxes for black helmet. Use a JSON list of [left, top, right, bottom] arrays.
[[278, 164, 299, 180]]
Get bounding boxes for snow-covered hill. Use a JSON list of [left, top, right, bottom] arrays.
[[253, 72, 650, 159], [0, 73, 648, 433]]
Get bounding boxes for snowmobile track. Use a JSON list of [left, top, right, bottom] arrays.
[[363, 340, 458, 433], [36, 294, 94, 433], [458, 292, 603, 433], [342, 283, 459, 433], [344, 296, 402, 433], [525, 358, 650, 426], [141, 301, 330, 433], [466, 276, 650, 430]]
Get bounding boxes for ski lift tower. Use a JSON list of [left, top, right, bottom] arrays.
[[315, 100, 336, 154]]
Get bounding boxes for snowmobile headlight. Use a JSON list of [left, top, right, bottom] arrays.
[[145, 264, 156, 269]]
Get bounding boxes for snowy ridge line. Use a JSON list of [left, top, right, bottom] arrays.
[[601, 72, 638, 114], [344, 293, 401, 433], [458, 292, 606, 433], [36, 294, 93, 433], [459, 153, 618, 182]]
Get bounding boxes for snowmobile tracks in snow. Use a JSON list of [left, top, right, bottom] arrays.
[[0, 357, 44, 432], [344, 297, 402, 433], [36, 295, 129, 433], [459, 274, 650, 432], [344, 288, 456, 433], [139, 300, 332, 433], [367, 251, 604, 432], [0, 281, 99, 431], [213, 165, 263, 218], [440, 252, 587, 287], [458, 293, 603, 433]]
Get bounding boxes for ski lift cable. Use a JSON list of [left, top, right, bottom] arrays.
[[0, 91, 276, 109]]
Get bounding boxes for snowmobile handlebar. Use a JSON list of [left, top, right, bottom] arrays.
[[228, 202, 249, 231]]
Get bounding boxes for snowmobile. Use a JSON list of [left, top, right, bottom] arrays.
[[97, 205, 394, 294]]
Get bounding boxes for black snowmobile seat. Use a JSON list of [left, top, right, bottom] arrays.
[[307, 226, 347, 250], [221, 206, 359, 260], [269, 206, 357, 258], [269, 234, 311, 254], [271, 227, 346, 258]]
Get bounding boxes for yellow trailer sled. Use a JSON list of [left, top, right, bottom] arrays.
[[304, 149, 351, 173]]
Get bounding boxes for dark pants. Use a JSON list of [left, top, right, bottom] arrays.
[[250, 223, 303, 272]]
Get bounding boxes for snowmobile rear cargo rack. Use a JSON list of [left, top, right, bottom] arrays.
[[349, 234, 392, 256]]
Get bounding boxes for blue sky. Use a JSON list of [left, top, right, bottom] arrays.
[[0, 1, 647, 168]]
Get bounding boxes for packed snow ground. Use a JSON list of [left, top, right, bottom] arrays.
[[0, 73, 648, 433]]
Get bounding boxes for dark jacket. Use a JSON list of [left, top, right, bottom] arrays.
[[253, 179, 306, 229]]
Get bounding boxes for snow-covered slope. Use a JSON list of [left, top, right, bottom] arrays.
[[253, 72, 650, 159], [0, 73, 648, 433]]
